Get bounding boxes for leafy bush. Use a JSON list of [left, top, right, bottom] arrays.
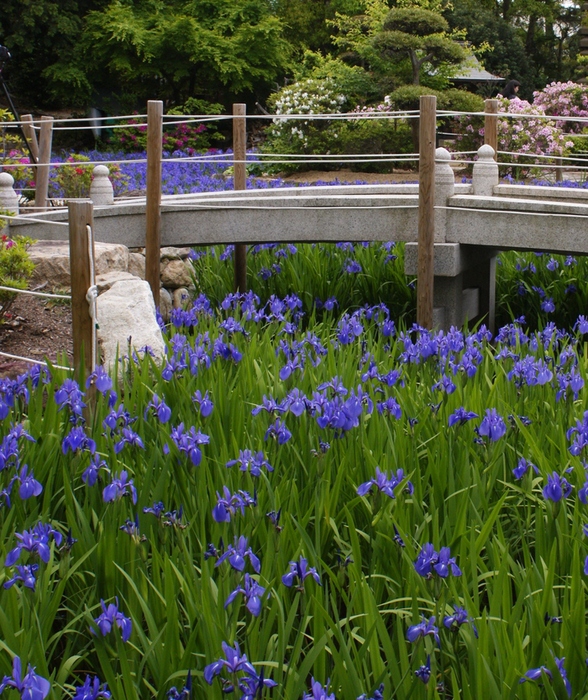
[[450, 96, 574, 176], [0, 234, 35, 323], [106, 99, 224, 155], [260, 77, 349, 172]]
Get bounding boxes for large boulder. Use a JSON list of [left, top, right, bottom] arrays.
[[30, 241, 129, 289], [97, 279, 166, 372]]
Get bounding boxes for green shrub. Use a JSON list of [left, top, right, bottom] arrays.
[[0, 233, 35, 323], [106, 99, 224, 154]]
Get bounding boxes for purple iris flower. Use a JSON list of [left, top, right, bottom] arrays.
[[555, 657, 572, 697], [215, 536, 260, 573], [519, 666, 552, 684], [192, 390, 214, 417], [376, 397, 402, 419], [282, 556, 321, 589], [144, 394, 172, 423], [212, 486, 256, 523], [477, 409, 507, 442], [448, 407, 478, 427], [356, 683, 384, 700], [542, 472, 572, 502], [167, 671, 191, 700], [414, 543, 461, 578], [406, 616, 440, 645], [113, 428, 145, 454], [54, 378, 86, 421], [303, 678, 335, 700], [226, 450, 274, 477], [415, 656, 431, 684], [357, 467, 413, 499], [443, 606, 478, 637], [72, 676, 111, 700], [203, 641, 256, 685], [86, 366, 113, 395], [102, 470, 138, 504], [0, 656, 50, 700], [169, 423, 210, 466], [92, 598, 132, 642], [5, 523, 62, 566], [82, 455, 108, 487], [512, 458, 538, 480], [3, 564, 39, 591], [434, 547, 462, 578], [224, 573, 266, 617], [238, 669, 277, 700], [62, 427, 96, 455], [17, 465, 42, 500], [264, 419, 292, 444]]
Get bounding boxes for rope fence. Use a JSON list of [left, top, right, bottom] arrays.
[[2, 95, 588, 375]]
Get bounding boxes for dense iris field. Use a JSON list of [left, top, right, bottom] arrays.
[[2, 292, 588, 700], [4, 147, 588, 700]]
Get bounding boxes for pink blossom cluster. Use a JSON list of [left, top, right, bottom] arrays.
[[532, 81, 588, 133]]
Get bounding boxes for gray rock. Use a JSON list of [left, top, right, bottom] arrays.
[[173, 287, 190, 308], [159, 287, 173, 322], [128, 252, 145, 279], [96, 271, 139, 294], [160, 259, 194, 289], [97, 279, 166, 372], [30, 240, 129, 289]]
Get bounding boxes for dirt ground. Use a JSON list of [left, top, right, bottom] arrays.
[[0, 295, 73, 377]]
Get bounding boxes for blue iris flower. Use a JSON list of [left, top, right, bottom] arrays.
[[406, 616, 440, 645], [0, 655, 50, 700], [72, 676, 111, 700], [303, 678, 335, 700], [282, 556, 321, 589], [224, 573, 266, 617], [92, 597, 132, 642], [542, 472, 572, 502]]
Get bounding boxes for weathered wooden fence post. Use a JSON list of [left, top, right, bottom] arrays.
[[233, 103, 247, 292], [68, 200, 96, 383], [145, 100, 163, 308], [34, 116, 53, 209], [484, 99, 498, 160], [21, 114, 39, 163], [417, 95, 436, 330]]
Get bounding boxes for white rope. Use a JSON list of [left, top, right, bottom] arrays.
[[497, 150, 588, 164], [0, 285, 71, 300], [85, 224, 98, 371], [0, 351, 71, 371], [0, 214, 69, 226], [160, 203, 419, 211], [436, 204, 588, 218]]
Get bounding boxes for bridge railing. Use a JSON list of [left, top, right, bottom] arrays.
[[2, 97, 588, 375]]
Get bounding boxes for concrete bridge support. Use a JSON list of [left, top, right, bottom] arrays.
[[405, 146, 499, 331]]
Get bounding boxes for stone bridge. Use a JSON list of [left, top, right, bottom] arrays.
[[6, 147, 588, 331]]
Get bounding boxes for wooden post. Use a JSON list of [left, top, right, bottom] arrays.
[[68, 200, 95, 383], [417, 95, 436, 330], [21, 114, 39, 162], [484, 99, 498, 160], [555, 157, 563, 182], [145, 100, 163, 308], [233, 103, 247, 292], [34, 116, 53, 209]]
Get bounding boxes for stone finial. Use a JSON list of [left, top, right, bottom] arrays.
[[434, 147, 454, 243], [472, 144, 498, 197], [0, 172, 19, 214], [90, 164, 114, 205], [435, 147, 455, 191]]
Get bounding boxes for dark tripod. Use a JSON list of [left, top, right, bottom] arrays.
[[0, 45, 37, 164]]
